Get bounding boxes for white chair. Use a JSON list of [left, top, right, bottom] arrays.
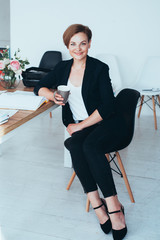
[[64, 128, 72, 168], [134, 57, 160, 130], [96, 54, 123, 96]]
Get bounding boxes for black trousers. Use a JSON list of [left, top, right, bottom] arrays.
[[64, 114, 127, 198]]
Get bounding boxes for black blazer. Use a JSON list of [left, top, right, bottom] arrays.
[[34, 55, 116, 127]]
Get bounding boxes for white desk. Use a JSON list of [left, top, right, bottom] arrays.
[[138, 89, 160, 130], [64, 128, 72, 168]]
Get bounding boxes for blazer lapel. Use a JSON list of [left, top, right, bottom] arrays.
[[82, 55, 92, 108], [62, 58, 73, 85]]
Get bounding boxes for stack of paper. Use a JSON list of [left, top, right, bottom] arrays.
[[0, 109, 19, 125], [0, 113, 9, 125], [0, 91, 48, 111]]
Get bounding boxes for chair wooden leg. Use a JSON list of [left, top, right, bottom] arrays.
[[50, 112, 52, 118], [138, 95, 144, 118], [157, 95, 160, 105], [116, 152, 135, 203], [105, 153, 110, 162], [67, 152, 135, 212], [86, 197, 90, 212], [152, 96, 157, 130], [66, 171, 76, 190]]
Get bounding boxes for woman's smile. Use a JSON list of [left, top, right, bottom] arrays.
[[74, 52, 83, 55]]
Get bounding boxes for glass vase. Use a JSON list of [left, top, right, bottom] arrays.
[[0, 72, 20, 89]]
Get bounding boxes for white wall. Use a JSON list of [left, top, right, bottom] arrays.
[[0, 0, 10, 47], [10, 0, 160, 88]]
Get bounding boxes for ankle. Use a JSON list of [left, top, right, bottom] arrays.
[[92, 199, 103, 209], [105, 196, 122, 212], [87, 190, 103, 209], [95, 207, 109, 224]]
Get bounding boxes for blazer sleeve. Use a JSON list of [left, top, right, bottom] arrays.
[[34, 63, 60, 95], [97, 65, 116, 119]]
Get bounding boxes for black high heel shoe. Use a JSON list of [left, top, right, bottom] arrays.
[[93, 198, 112, 234], [108, 206, 127, 240]]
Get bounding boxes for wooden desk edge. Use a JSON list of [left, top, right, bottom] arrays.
[[0, 82, 56, 138], [0, 101, 56, 138]]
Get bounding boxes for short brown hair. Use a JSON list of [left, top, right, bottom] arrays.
[[63, 24, 92, 48]]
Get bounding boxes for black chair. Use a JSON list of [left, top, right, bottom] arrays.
[[22, 51, 62, 87], [66, 88, 140, 212]]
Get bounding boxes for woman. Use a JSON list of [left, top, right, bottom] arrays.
[[34, 24, 127, 240]]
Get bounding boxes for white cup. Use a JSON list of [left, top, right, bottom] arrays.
[[57, 85, 70, 104]]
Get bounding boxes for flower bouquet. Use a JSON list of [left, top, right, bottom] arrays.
[[0, 47, 29, 89]]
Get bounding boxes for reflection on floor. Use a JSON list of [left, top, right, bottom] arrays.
[[0, 107, 160, 240]]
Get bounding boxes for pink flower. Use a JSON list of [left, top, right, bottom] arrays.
[[0, 60, 5, 70], [4, 58, 10, 65], [9, 60, 20, 71]]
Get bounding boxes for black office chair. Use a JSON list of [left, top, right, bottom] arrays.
[[66, 88, 140, 212], [22, 51, 62, 87]]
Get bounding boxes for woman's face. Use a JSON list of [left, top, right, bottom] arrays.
[[68, 32, 91, 61]]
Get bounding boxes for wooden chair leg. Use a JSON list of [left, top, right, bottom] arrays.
[[50, 112, 52, 118], [116, 152, 135, 203], [138, 95, 144, 118], [157, 95, 160, 105], [67, 152, 135, 213], [152, 96, 157, 130], [86, 197, 90, 212], [66, 171, 76, 190], [105, 153, 110, 162]]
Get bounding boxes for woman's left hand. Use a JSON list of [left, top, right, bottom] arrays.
[[67, 123, 82, 136]]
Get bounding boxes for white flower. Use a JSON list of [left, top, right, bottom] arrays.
[[21, 66, 26, 71], [0, 48, 29, 78], [3, 58, 10, 65], [14, 68, 22, 75], [0, 60, 5, 70]]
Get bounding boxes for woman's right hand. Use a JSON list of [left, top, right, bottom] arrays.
[[53, 91, 65, 106]]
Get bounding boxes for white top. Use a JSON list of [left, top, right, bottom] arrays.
[[67, 80, 89, 121]]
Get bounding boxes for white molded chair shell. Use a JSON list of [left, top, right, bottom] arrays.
[[134, 56, 160, 94], [135, 56, 160, 130], [96, 54, 123, 96], [64, 128, 72, 168]]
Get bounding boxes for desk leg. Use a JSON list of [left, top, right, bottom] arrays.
[[50, 112, 52, 118], [152, 96, 157, 130], [138, 95, 144, 118]]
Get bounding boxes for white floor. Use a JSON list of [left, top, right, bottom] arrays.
[[0, 107, 160, 240]]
